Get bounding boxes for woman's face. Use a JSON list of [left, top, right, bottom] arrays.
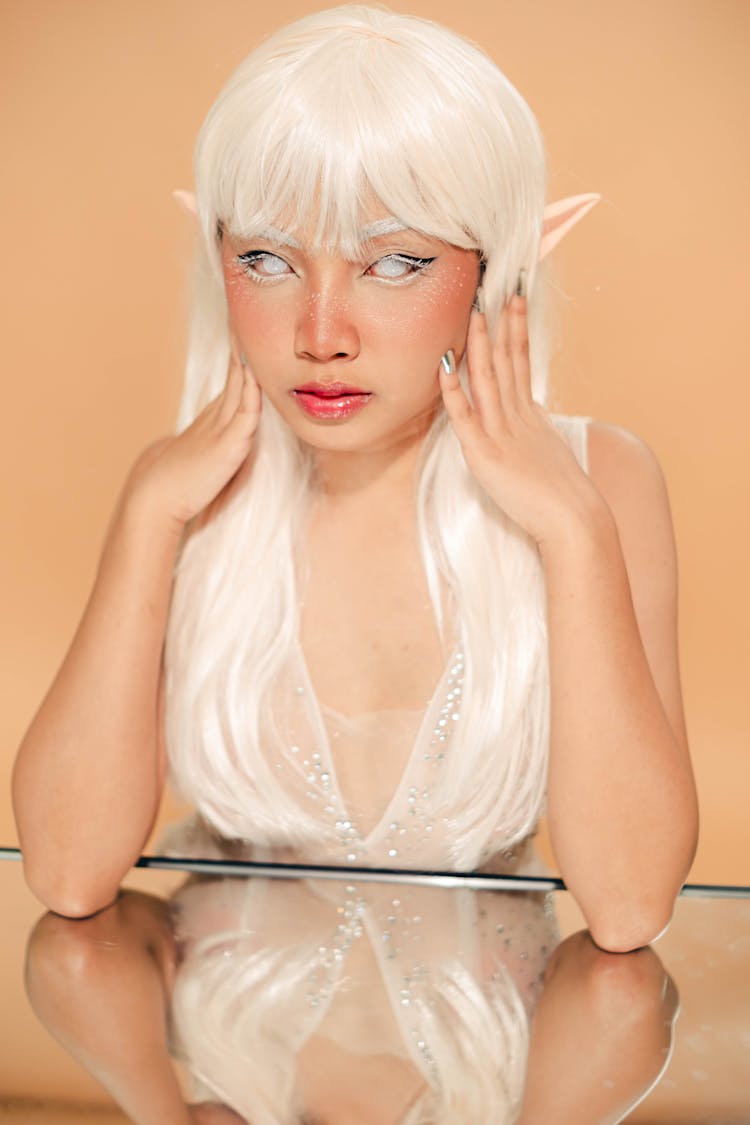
[[220, 213, 481, 456]]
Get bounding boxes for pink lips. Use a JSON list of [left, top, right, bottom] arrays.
[[292, 381, 372, 420]]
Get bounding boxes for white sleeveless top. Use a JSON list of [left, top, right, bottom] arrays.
[[161, 415, 592, 877]]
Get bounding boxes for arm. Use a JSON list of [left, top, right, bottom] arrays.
[[541, 423, 698, 951], [13, 478, 181, 918], [439, 296, 698, 950], [13, 354, 260, 917]]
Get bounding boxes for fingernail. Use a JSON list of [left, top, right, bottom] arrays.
[[472, 286, 486, 315], [440, 349, 456, 376], [515, 269, 528, 298]]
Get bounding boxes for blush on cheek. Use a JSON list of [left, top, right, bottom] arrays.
[[223, 265, 249, 314], [426, 265, 474, 322], [223, 271, 281, 348], [380, 262, 476, 345]]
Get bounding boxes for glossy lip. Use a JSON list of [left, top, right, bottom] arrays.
[[293, 381, 368, 397], [292, 384, 372, 420]]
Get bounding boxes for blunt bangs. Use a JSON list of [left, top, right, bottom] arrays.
[[194, 9, 545, 268]]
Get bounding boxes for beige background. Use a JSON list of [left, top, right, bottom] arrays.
[[2, 0, 749, 897]]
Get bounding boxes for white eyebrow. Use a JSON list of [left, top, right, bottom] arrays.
[[254, 218, 409, 250], [256, 226, 302, 249], [358, 217, 409, 240]]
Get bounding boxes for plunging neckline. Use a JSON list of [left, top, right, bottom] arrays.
[[295, 639, 459, 850]]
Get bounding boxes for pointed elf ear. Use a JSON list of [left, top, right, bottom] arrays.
[[539, 192, 601, 262], [172, 189, 198, 217]]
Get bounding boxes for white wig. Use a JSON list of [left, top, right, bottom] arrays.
[[166, 5, 553, 865]]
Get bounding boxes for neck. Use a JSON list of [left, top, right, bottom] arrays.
[[309, 428, 430, 506]]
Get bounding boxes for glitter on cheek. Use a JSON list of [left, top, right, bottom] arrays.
[[385, 257, 478, 343], [223, 266, 251, 303], [359, 271, 474, 346]]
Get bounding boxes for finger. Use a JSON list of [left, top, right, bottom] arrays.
[[509, 294, 532, 403], [439, 356, 498, 461], [222, 365, 262, 445], [217, 349, 246, 425], [222, 329, 246, 396], [465, 307, 506, 440], [235, 365, 262, 424], [209, 369, 259, 475], [228, 328, 243, 369], [219, 371, 262, 491], [491, 302, 520, 412]]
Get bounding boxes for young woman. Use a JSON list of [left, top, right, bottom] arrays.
[[13, 5, 698, 951]]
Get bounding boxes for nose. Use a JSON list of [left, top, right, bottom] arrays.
[[294, 282, 360, 365]]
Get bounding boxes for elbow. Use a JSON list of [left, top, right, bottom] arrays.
[[575, 833, 696, 955], [588, 904, 675, 954], [22, 855, 121, 920]]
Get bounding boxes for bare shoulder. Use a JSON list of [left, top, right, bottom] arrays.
[[586, 420, 671, 517], [585, 420, 676, 560]]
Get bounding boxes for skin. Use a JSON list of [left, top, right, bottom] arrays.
[[25, 891, 245, 1125], [220, 222, 478, 461], [12, 209, 698, 945], [517, 930, 678, 1123]]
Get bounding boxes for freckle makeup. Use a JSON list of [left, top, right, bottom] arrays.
[[388, 261, 474, 342]]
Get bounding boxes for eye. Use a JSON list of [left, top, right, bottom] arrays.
[[367, 254, 436, 281], [236, 251, 292, 280]]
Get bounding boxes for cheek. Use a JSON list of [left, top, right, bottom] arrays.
[[378, 264, 475, 343], [422, 265, 475, 331], [223, 268, 288, 349]]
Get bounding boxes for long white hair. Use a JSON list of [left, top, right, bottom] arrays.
[[166, 5, 552, 865]]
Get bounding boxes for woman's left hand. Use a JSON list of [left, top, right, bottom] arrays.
[[439, 294, 607, 549]]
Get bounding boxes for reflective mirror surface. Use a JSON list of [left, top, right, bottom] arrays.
[[2, 857, 749, 1123]]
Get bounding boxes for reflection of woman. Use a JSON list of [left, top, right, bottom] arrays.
[[14, 6, 698, 947], [170, 878, 545, 1123], [25, 880, 678, 1124]]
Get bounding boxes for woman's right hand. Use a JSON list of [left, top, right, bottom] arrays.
[[125, 347, 261, 531]]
